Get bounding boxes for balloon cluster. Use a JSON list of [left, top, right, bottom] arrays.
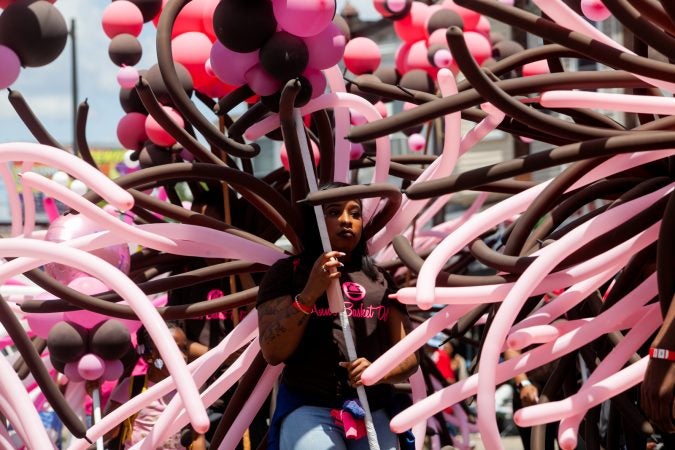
[[0, 0, 68, 89], [46, 318, 132, 383], [210, 0, 341, 108]]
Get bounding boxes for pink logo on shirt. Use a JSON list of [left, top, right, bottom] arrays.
[[342, 281, 365, 301]]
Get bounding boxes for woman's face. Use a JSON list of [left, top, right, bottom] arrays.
[[324, 199, 363, 255]]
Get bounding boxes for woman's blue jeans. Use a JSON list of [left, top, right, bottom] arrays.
[[279, 405, 398, 450]]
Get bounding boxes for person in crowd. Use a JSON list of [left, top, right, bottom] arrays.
[[104, 322, 206, 450], [257, 182, 419, 450]]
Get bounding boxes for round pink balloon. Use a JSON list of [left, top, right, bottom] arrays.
[[0, 45, 20, 89], [474, 15, 491, 39], [201, 0, 220, 40], [303, 23, 347, 70], [25, 292, 64, 339], [244, 63, 281, 96], [171, 0, 212, 37], [63, 276, 110, 328], [101, 0, 144, 39], [209, 40, 259, 86], [303, 67, 327, 99], [280, 139, 320, 171], [394, 41, 413, 74], [145, 106, 184, 147], [117, 111, 148, 150], [372, 101, 387, 118], [171, 31, 212, 91], [102, 359, 125, 381], [344, 37, 381, 75], [581, 0, 611, 22], [463, 31, 491, 65], [408, 133, 426, 151], [44, 215, 132, 285], [405, 40, 434, 72], [350, 143, 365, 160], [273, 0, 336, 37], [116, 65, 139, 88], [77, 353, 105, 381], [64, 361, 84, 382], [393, 1, 430, 43]]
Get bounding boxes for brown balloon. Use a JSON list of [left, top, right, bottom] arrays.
[[0, 0, 68, 67], [108, 33, 143, 67]]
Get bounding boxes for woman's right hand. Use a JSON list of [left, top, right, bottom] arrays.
[[300, 251, 345, 303]]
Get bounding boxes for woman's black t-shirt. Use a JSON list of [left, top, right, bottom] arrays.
[[256, 256, 408, 410]]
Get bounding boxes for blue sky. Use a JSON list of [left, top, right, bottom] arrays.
[[0, 0, 379, 148]]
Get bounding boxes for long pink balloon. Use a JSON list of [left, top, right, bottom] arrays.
[[0, 239, 209, 433], [0, 142, 134, 211], [75, 310, 259, 449], [324, 65, 352, 182], [474, 187, 670, 450], [554, 306, 660, 449], [0, 353, 53, 449], [219, 362, 283, 450], [388, 272, 657, 433], [130, 313, 260, 450], [414, 150, 675, 308], [533, 0, 675, 93], [541, 90, 675, 114]]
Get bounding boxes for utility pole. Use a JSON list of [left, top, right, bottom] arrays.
[[69, 18, 78, 154]]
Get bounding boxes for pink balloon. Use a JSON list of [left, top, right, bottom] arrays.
[[394, 2, 430, 43], [145, 106, 184, 147], [44, 215, 131, 285], [344, 37, 381, 75], [350, 109, 367, 126], [63, 277, 110, 328], [581, 0, 611, 22], [77, 353, 105, 381], [244, 63, 281, 96], [0, 45, 20, 89], [474, 15, 491, 39], [171, 0, 213, 37], [303, 23, 347, 70], [408, 133, 426, 152], [116, 65, 139, 88], [374, 101, 388, 118], [427, 28, 448, 47], [279, 139, 320, 171], [273, 0, 336, 37], [101, 0, 144, 39], [64, 361, 84, 383], [209, 40, 259, 86], [405, 40, 434, 72], [350, 143, 364, 160], [302, 67, 327, 99], [394, 41, 414, 74], [117, 112, 148, 150], [102, 359, 125, 382], [25, 292, 64, 339], [433, 48, 454, 69], [463, 31, 491, 65], [522, 59, 550, 77], [200, 0, 220, 40], [171, 32, 212, 91]]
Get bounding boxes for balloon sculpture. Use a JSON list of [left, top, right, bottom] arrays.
[[0, 0, 674, 449]]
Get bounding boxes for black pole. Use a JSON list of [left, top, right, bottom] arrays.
[[70, 18, 78, 154]]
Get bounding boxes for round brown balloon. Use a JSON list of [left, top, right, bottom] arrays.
[[108, 33, 143, 67], [0, 0, 68, 67]]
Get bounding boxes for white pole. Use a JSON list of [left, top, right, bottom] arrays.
[[293, 109, 381, 450], [91, 385, 104, 450]]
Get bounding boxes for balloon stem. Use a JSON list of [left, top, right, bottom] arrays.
[[91, 386, 104, 450]]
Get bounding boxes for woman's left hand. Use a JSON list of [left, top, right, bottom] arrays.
[[340, 358, 371, 388]]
